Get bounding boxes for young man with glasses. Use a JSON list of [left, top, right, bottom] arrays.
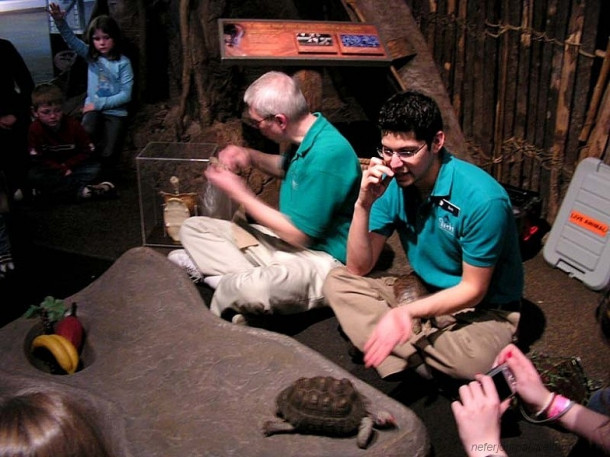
[[169, 71, 361, 324], [323, 91, 523, 381]]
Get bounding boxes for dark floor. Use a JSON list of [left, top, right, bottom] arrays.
[[2, 7, 609, 457]]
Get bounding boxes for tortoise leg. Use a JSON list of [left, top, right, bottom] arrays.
[[357, 416, 374, 449], [262, 420, 296, 436], [372, 410, 397, 428]]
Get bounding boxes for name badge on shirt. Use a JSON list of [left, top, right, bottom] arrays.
[[438, 198, 460, 217]]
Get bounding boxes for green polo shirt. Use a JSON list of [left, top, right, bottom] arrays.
[[370, 150, 523, 304], [279, 113, 361, 263]]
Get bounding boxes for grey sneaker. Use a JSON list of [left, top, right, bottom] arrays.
[[168, 249, 202, 283], [231, 313, 247, 326], [80, 181, 117, 200], [0, 253, 14, 279]]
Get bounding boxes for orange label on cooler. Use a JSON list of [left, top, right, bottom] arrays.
[[569, 210, 608, 237]]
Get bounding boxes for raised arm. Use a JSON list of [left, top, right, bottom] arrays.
[[346, 157, 393, 275], [48, 3, 89, 59]]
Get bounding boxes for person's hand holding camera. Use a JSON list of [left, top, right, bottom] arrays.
[[451, 374, 510, 457], [495, 344, 553, 416]]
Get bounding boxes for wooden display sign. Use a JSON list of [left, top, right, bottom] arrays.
[[219, 19, 392, 66]]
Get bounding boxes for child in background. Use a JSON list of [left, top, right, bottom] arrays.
[[48, 3, 134, 179], [28, 83, 116, 202]]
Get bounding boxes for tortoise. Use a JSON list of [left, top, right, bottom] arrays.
[[393, 272, 456, 333], [262, 376, 396, 449]]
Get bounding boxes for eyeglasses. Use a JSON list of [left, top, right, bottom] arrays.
[[377, 142, 427, 160], [242, 113, 275, 129]]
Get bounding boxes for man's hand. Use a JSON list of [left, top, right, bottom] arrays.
[[217, 145, 251, 173], [0, 114, 17, 130], [204, 162, 252, 202], [357, 157, 394, 209], [363, 307, 413, 368]]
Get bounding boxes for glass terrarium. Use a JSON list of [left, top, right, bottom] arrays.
[[136, 142, 236, 247]]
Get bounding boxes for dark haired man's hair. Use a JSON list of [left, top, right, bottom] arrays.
[[377, 91, 443, 145], [86, 15, 123, 61]]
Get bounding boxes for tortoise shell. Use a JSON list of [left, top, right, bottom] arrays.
[[275, 376, 367, 436]]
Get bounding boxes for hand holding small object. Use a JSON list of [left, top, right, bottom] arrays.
[[216, 145, 251, 173], [451, 374, 509, 457], [494, 344, 552, 414], [358, 157, 394, 209], [204, 161, 252, 203]]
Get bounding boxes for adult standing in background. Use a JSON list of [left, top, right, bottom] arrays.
[[0, 38, 35, 201], [0, 38, 34, 277]]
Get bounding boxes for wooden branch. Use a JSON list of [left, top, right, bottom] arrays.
[[191, 14, 209, 127], [548, 0, 583, 222], [451, 0, 467, 122], [192, 1, 213, 126], [537, 0, 563, 221], [516, 0, 533, 188], [579, 37, 610, 142], [492, 0, 511, 181], [176, 0, 192, 138], [559, 2, 596, 169], [580, 81, 610, 161]]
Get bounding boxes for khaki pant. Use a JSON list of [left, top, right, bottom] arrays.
[[323, 266, 520, 379], [180, 217, 342, 316]]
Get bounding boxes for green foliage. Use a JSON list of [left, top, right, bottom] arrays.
[[23, 296, 67, 323], [530, 352, 602, 405]]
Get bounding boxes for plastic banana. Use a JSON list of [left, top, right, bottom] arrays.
[[51, 334, 79, 372], [31, 334, 79, 374]]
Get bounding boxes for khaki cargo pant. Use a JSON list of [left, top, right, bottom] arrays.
[[180, 216, 342, 317], [323, 266, 520, 380]]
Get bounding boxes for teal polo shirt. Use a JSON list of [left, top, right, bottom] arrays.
[[279, 113, 361, 263], [370, 150, 523, 304]]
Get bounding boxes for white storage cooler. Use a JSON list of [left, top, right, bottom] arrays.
[[543, 158, 610, 290]]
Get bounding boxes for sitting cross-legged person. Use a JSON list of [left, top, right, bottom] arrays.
[[323, 91, 524, 381], [27, 83, 116, 203], [168, 71, 361, 324]]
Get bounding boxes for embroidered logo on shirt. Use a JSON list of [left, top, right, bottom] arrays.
[[438, 215, 455, 234]]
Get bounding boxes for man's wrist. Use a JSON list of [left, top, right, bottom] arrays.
[[354, 200, 373, 212]]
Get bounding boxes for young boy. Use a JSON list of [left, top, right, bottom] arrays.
[[27, 83, 116, 202]]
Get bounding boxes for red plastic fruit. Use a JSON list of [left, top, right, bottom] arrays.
[[54, 315, 84, 352]]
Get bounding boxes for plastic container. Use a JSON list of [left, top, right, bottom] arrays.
[[543, 158, 610, 290]]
